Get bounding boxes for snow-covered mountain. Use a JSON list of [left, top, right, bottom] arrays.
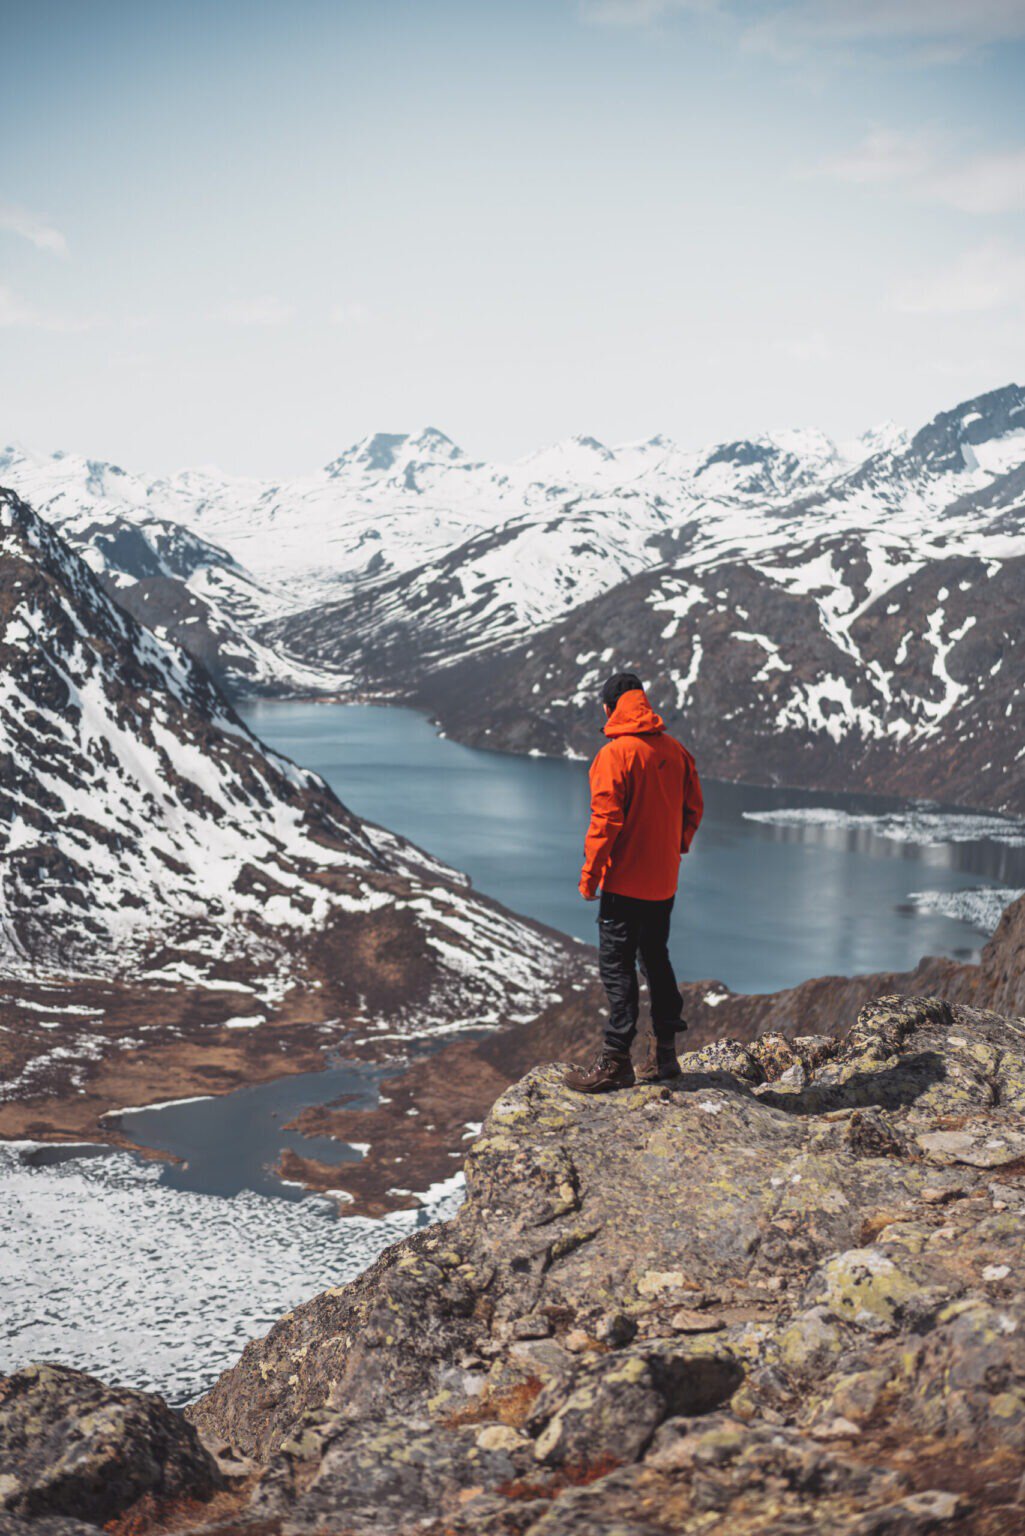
[[400, 387, 1025, 812], [265, 386, 1022, 639], [265, 384, 1025, 811], [53, 507, 337, 697], [3, 384, 1024, 811], [0, 489, 563, 1033], [0, 416, 876, 659], [1, 419, 871, 679]]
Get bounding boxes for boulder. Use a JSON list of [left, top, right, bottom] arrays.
[[0, 1364, 222, 1526]]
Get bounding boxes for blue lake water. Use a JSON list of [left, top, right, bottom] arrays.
[[114, 701, 1023, 1199], [114, 1064, 382, 1200], [241, 701, 1025, 997]]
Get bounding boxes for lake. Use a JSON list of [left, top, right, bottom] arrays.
[[242, 700, 1025, 996]]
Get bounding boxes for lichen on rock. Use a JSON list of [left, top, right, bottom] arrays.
[[0, 1363, 222, 1527], [6, 993, 1025, 1533]]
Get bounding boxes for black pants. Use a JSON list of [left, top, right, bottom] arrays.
[[598, 890, 683, 1053]]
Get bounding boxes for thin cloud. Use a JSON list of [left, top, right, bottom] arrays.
[[0, 203, 68, 256], [578, 0, 1025, 52], [744, 0, 1025, 60], [0, 283, 96, 331], [819, 129, 936, 186], [893, 244, 1025, 314], [929, 149, 1025, 215], [217, 296, 295, 326], [328, 301, 371, 327], [818, 131, 1025, 215], [577, 0, 719, 25]]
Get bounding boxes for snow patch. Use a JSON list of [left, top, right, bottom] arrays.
[[744, 806, 1025, 847], [906, 887, 1023, 934]]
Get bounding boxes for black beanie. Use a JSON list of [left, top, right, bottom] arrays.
[[601, 672, 644, 712]]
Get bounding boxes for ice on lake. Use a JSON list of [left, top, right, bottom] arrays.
[[0, 1141, 463, 1405]]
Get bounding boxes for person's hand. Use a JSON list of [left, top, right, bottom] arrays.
[[579, 881, 599, 902]]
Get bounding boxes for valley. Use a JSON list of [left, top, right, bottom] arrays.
[[0, 487, 581, 1176], [3, 387, 1025, 1440]]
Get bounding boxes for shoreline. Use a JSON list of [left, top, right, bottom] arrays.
[[242, 687, 1025, 823]]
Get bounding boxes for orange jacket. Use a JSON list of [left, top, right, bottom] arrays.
[[579, 689, 703, 901]]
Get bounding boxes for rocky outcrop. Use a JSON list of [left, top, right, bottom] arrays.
[[5, 992, 1025, 1531], [155, 992, 1025, 1534], [979, 890, 1025, 1020], [279, 891, 1025, 1212], [0, 1364, 221, 1528]]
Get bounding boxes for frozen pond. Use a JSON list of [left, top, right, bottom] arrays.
[[0, 1140, 463, 1404]]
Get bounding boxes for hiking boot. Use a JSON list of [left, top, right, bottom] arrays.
[[563, 1048, 635, 1094], [637, 1034, 683, 1083]]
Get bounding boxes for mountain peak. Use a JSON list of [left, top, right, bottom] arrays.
[[570, 434, 614, 457], [519, 435, 617, 475], [858, 420, 907, 455], [410, 426, 463, 455], [324, 428, 464, 478], [906, 381, 1025, 475]]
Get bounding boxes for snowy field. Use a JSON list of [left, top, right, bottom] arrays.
[[0, 1142, 464, 1405], [742, 806, 1025, 847]]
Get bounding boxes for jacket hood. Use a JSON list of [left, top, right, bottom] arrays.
[[603, 688, 666, 737]]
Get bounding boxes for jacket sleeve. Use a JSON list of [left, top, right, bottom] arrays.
[[681, 753, 704, 853], [579, 744, 628, 895]]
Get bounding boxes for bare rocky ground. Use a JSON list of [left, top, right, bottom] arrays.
[[278, 889, 1025, 1212], [3, 986, 1025, 1535]]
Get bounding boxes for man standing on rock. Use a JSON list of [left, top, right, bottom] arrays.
[[566, 672, 704, 1094]]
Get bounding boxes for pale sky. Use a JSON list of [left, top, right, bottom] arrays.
[[1, 0, 1024, 475]]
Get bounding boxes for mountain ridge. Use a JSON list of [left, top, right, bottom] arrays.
[[3, 383, 1024, 814], [269, 382, 1025, 812], [0, 489, 581, 1179]]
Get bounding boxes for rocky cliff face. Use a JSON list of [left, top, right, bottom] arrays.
[[7, 992, 1025, 1534]]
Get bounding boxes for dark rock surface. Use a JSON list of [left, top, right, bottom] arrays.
[[174, 992, 1025, 1534], [0, 1363, 221, 1525], [0, 1519, 104, 1536]]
